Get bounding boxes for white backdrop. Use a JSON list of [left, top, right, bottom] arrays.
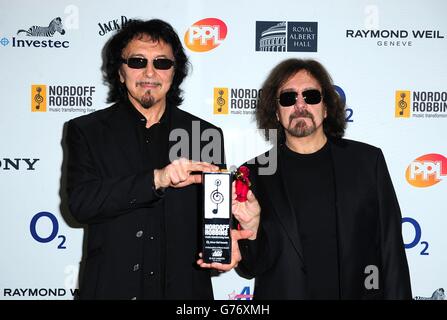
[[0, 0, 446, 300]]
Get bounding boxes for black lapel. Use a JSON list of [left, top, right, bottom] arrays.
[[262, 147, 304, 263], [106, 102, 143, 171], [327, 138, 353, 282], [328, 139, 349, 234]]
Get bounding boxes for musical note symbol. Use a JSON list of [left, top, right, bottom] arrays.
[[34, 87, 44, 110], [399, 92, 407, 116], [216, 90, 225, 113], [210, 179, 224, 214]]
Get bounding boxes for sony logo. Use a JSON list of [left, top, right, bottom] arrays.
[[0, 158, 40, 170]]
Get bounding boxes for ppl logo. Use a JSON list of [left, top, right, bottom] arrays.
[[184, 18, 227, 52], [405, 154, 447, 187]]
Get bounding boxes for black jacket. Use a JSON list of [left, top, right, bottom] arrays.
[[66, 101, 225, 299], [238, 138, 412, 299]]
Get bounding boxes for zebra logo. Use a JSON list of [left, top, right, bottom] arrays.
[[414, 288, 445, 300], [17, 17, 65, 37]]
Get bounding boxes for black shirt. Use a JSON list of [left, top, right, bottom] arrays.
[[282, 142, 340, 299], [126, 103, 170, 299]]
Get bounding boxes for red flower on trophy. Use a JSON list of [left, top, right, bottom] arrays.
[[234, 166, 251, 202]]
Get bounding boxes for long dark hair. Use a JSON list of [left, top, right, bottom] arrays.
[[256, 58, 346, 142], [102, 19, 190, 107]]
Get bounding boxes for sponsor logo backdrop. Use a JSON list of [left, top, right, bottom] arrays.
[[0, 0, 445, 300]]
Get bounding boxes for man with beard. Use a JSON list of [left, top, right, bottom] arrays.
[[64, 19, 234, 299], [216, 58, 412, 299]]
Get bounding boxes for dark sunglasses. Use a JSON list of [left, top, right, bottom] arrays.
[[277, 89, 322, 107], [121, 57, 175, 70]]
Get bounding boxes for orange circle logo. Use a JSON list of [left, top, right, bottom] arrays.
[[405, 153, 447, 187], [184, 18, 227, 52]]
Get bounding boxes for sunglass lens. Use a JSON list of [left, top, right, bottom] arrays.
[[302, 89, 322, 104], [127, 57, 147, 69], [279, 92, 297, 107], [153, 58, 174, 70]]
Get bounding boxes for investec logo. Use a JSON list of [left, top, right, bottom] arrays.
[[213, 88, 260, 115], [184, 18, 227, 52], [7, 17, 70, 49], [395, 90, 447, 118], [406, 154, 447, 187], [31, 84, 96, 114], [256, 21, 318, 52]]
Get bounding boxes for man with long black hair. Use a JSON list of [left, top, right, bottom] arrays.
[[207, 58, 412, 299], [65, 19, 226, 300]]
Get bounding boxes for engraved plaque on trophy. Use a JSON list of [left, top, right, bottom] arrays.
[[202, 171, 232, 264]]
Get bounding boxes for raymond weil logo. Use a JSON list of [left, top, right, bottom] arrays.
[[184, 18, 227, 52], [395, 90, 447, 118], [346, 28, 444, 47], [405, 154, 447, 187], [256, 21, 318, 52], [31, 84, 97, 114], [213, 87, 260, 115]]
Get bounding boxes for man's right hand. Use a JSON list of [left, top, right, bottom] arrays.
[[232, 181, 261, 240], [154, 158, 219, 189]]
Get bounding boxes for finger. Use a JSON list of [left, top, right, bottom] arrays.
[[188, 162, 219, 173], [198, 262, 213, 269], [190, 173, 202, 184], [209, 262, 233, 272], [173, 174, 202, 188], [169, 170, 182, 185], [231, 182, 237, 200], [231, 229, 253, 240], [195, 161, 220, 171]]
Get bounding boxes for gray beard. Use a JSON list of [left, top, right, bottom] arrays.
[[286, 117, 316, 137], [140, 90, 155, 109]]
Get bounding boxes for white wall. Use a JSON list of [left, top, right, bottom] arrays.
[[0, 0, 446, 300]]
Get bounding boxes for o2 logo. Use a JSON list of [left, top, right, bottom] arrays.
[[333, 85, 354, 123], [402, 217, 429, 255], [30, 211, 66, 249]]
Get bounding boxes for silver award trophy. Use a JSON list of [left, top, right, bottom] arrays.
[[202, 171, 232, 264]]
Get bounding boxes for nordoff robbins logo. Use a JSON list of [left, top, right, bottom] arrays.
[[395, 90, 447, 118]]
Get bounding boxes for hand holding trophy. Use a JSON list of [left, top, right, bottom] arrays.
[[198, 166, 260, 272]]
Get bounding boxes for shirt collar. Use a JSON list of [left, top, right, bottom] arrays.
[[124, 98, 170, 127]]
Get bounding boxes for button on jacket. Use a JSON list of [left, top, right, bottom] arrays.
[[66, 100, 225, 299]]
